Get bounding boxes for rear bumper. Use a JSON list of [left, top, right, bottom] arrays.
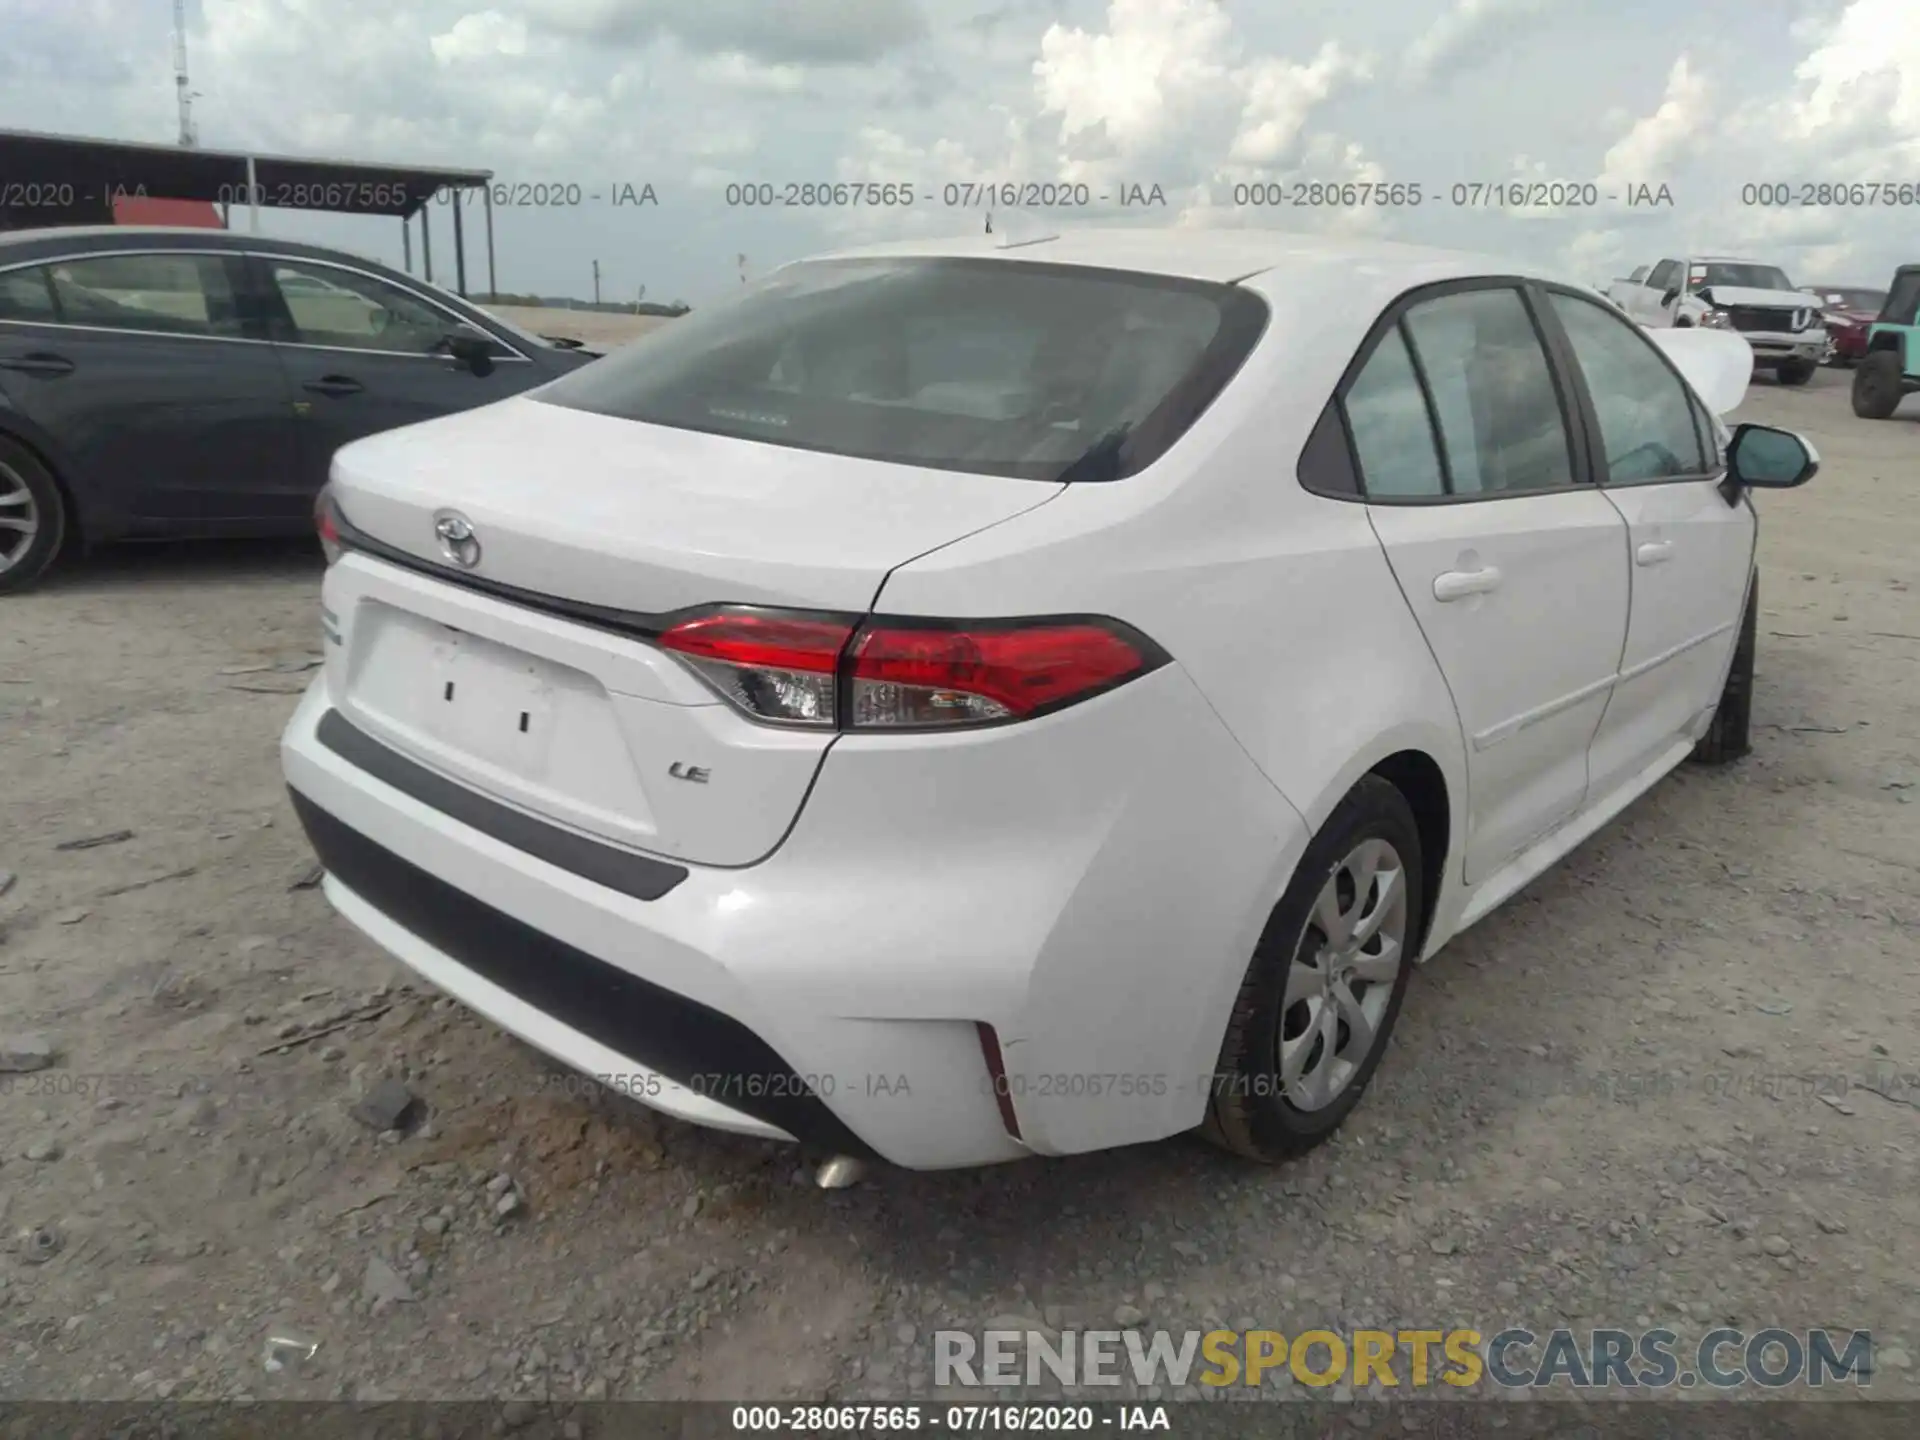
[[281, 663, 1308, 1170], [290, 787, 868, 1152]]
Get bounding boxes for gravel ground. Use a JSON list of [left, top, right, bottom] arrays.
[[0, 366, 1915, 1413]]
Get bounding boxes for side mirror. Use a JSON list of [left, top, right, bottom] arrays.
[[1660, 287, 1681, 307], [443, 329, 495, 377], [1728, 423, 1818, 489]]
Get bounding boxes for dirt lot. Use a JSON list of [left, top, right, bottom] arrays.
[[484, 306, 673, 350], [0, 365, 1915, 1413]]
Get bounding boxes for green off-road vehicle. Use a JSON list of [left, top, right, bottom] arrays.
[[1851, 264, 1920, 418]]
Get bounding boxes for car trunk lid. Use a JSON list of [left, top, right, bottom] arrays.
[[322, 396, 1061, 867]]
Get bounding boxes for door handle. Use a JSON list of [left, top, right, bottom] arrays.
[[302, 375, 364, 397], [1635, 540, 1673, 566], [0, 352, 75, 376], [1433, 566, 1502, 602]]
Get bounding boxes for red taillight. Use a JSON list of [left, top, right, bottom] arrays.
[[656, 611, 853, 728], [848, 621, 1153, 727], [655, 608, 1163, 731], [315, 488, 343, 565]]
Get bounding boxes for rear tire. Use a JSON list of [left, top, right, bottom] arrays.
[[1775, 359, 1815, 386], [1202, 776, 1423, 1163], [1691, 576, 1756, 766], [1852, 351, 1904, 418], [0, 437, 66, 596]]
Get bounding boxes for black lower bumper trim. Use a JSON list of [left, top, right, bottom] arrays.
[[288, 788, 874, 1158], [315, 708, 688, 902]]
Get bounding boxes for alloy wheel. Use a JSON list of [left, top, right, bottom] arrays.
[[0, 460, 39, 576], [1277, 836, 1410, 1112]]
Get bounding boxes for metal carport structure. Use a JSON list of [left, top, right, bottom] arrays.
[[0, 128, 496, 296]]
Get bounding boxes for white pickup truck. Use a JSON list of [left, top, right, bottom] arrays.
[[1605, 255, 1827, 385]]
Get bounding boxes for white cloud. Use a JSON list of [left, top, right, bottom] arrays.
[[696, 52, 809, 93], [835, 0, 1379, 243], [1033, 0, 1237, 151], [1229, 44, 1372, 168], [517, 0, 928, 63], [1597, 55, 1711, 191], [1788, 0, 1920, 141], [1404, 0, 1555, 84], [432, 11, 530, 63]]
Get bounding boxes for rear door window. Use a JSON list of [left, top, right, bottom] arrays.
[[535, 257, 1269, 481], [0, 266, 57, 323], [45, 253, 248, 338], [1399, 288, 1577, 495]]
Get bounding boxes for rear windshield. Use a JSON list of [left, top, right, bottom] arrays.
[[533, 257, 1269, 481], [1688, 263, 1794, 292]]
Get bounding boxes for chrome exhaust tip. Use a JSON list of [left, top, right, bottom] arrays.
[[814, 1155, 867, 1189]]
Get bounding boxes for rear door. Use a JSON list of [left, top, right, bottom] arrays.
[[1539, 288, 1755, 799], [1349, 282, 1630, 882], [0, 249, 300, 524], [257, 254, 543, 506]]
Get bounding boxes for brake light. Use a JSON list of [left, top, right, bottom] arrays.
[[654, 609, 1164, 730], [656, 611, 853, 728], [315, 487, 343, 565], [848, 621, 1153, 727]]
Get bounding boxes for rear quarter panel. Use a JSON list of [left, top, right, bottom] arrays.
[[871, 299, 1470, 1118]]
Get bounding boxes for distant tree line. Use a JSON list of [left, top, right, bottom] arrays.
[[477, 292, 690, 316]]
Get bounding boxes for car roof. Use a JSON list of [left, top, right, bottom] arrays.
[[0, 225, 389, 270], [811, 225, 1564, 288]]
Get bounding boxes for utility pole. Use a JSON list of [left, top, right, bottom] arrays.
[[173, 0, 199, 147], [592, 259, 601, 306]]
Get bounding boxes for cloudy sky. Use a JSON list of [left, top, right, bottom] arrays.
[[5, 0, 1919, 304]]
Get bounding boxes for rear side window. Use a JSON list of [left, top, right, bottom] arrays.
[[534, 257, 1269, 481], [1400, 288, 1576, 495], [0, 267, 56, 323], [1343, 327, 1445, 498], [45, 253, 246, 339]]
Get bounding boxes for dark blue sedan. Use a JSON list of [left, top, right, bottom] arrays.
[[0, 225, 599, 592]]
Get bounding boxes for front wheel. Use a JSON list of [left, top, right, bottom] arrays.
[[1202, 776, 1423, 1162], [1852, 351, 1904, 418]]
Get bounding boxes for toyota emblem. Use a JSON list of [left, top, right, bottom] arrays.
[[432, 509, 481, 568]]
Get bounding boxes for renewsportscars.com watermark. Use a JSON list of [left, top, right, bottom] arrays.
[[934, 1326, 1878, 1391]]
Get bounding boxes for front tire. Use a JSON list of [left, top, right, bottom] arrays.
[[1775, 359, 1815, 386], [1852, 351, 1904, 418], [1202, 776, 1423, 1162], [0, 437, 66, 596], [1691, 576, 1756, 766]]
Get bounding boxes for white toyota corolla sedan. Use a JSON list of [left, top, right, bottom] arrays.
[[282, 228, 1817, 1171]]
